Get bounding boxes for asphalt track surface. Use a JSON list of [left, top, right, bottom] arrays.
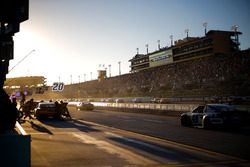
[[21, 108, 250, 167]]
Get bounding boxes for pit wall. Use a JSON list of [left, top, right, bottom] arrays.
[[0, 122, 31, 167], [34, 51, 250, 100]]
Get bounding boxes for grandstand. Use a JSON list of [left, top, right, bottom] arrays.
[[4, 76, 47, 97], [130, 30, 242, 72], [4, 29, 249, 101], [32, 49, 250, 100]]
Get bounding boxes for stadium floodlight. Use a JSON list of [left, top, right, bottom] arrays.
[[185, 29, 189, 38], [231, 25, 240, 50], [169, 35, 173, 46], [145, 44, 149, 54], [118, 61, 121, 75], [108, 64, 111, 77], [203, 22, 207, 35], [157, 40, 160, 49], [231, 25, 239, 32]]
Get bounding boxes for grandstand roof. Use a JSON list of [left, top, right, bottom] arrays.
[[4, 76, 46, 87], [206, 30, 242, 36], [129, 54, 147, 61]]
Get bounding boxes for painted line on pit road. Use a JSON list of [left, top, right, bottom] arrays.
[[24, 119, 249, 166], [150, 159, 249, 167], [74, 118, 247, 163], [142, 119, 165, 123], [105, 131, 177, 156], [72, 132, 158, 166]]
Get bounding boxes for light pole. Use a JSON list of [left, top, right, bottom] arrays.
[[136, 48, 139, 54], [185, 29, 189, 38], [170, 35, 173, 46], [70, 75, 72, 84], [145, 44, 149, 54], [77, 75, 80, 98], [118, 61, 121, 75], [203, 22, 207, 35], [231, 25, 239, 32], [157, 40, 160, 49], [104, 67, 107, 78], [231, 25, 240, 50], [108, 64, 111, 77]]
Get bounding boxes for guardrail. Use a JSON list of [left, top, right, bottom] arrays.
[[0, 122, 31, 167]]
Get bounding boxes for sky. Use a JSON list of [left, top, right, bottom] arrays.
[[7, 0, 250, 85]]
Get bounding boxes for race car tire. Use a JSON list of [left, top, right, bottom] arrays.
[[202, 117, 211, 129]]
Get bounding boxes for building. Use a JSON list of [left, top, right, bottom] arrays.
[[129, 47, 174, 72], [129, 54, 149, 72], [149, 47, 173, 68], [129, 30, 242, 72], [172, 30, 242, 62], [97, 70, 107, 81], [4, 76, 47, 95]]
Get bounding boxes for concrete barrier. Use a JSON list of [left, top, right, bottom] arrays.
[[0, 122, 31, 167], [67, 101, 199, 116], [91, 102, 199, 116]]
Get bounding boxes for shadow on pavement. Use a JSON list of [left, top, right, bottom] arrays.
[[28, 120, 53, 135], [107, 136, 217, 163], [197, 125, 250, 136], [38, 118, 100, 133]]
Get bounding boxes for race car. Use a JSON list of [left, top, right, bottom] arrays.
[[180, 104, 248, 129]]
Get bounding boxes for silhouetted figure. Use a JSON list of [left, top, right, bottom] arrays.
[[20, 92, 26, 107], [0, 0, 29, 134], [23, 98, 34, 120], [60, 101, 71, 119], [11, 97, 17, 108], [54, 101, 71, 119], [0, 89, 18, 133], [54, 101, 61, 119]]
